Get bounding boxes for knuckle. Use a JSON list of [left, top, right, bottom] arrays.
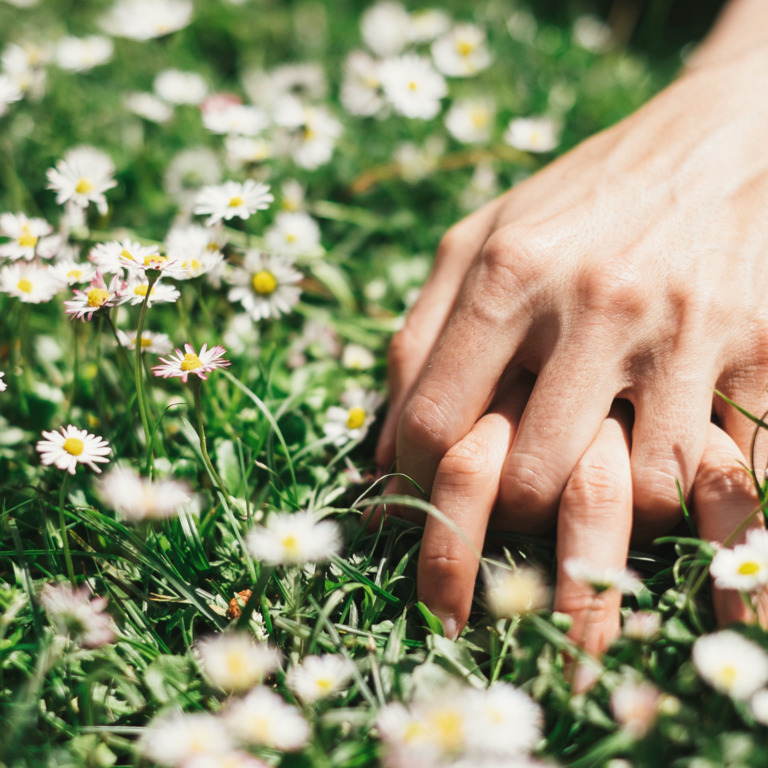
[[388, 325, 419, 370], [502, 456, 561, 511], [400, 389, 455, 454], [437, 436, 495, 484], [419, 548, 465, 582], [632, 465, 683, 518], [577, 261, 647, 320], [695, 460, 754, 502], [562, 462, 627, 514], [479, 228, 544, 295]]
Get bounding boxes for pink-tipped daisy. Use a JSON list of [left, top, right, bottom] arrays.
[[64, 273, 124, 320], [36, 425, 111, 474], [152, 342, 231, 383]]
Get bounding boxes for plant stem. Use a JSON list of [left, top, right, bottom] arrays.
[[192, 377, 227, 497], [58, 475, 76, 587], [134, 272, 159, 461]]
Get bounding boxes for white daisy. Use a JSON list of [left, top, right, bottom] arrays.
[[224, 136, 273, 168], [154, 69, 207, 105], [100, 0, 193, 41], [196, 633, 282, 694], [223, 688, 310, 751], [286, 654, 356, 703], [622, 610, 661, 641], [124, 92, 173, 123], [693, 631, 768, 700], [226, 251, 302, 321], [46, 146, 117, 216], [340, 51, 385, 118], [50, 259, 96, 286], [407, 9, 451, 43], [323, 389, 383, 446], [0, 74, 22, 117], [54, 35, 113, 72], [203, 104, 269, 136], [90, 239, 160, 275], [751, 689, 768, 726], [0, 263, 60, 303], [164, 224, 224, 279], [610, 681, 661, 737], [98, 466, 191, 521], [279, 179, 305, 212], [119, 250, 187, 280], [460, 163, 499, 211], [379, 54, 447, 120], [40, 582, 116, 648], [341, 343, 375, 371], [504, 117, 560, 153], [119, 276, 180, 307], [139, 712, 234, 767], [184, 752, 270, 768], [0, 212, 54, 261], [163, 147, 222, 208], [2, 41, 51, 98], [361, 1, 410, 57], [152, 342, 231, 383], [245, 510, 342, 566], [485, 564, 550, 618], [431, 24, 492, 77], [274, 99, 342, 170], [0, 371, 5, 392], [64, 273, 124, 319], [573, 15, 613, 52], [36, 424, 111, 474], [445, 98, 495, 144], [710, 542, 768, 592], [194, 180, 273, 226], [264, 211, 321, 258], [242, 63, 327, 110], [115, 329, 172, 355], [563, 557, 642, 595]]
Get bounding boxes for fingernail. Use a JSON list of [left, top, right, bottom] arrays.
[[434, 611, 458, 640]]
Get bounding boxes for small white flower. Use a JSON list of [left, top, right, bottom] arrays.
[[36, 424, 111, 474], [90, 239, 159, 275], [154, 69, 207, 105], [379, 54, 447, 120], [99, 466, 191, 521], [194, 180, 273, 226], [0, 74, 23, 117], [622, 610, 661, 641], [710, 542, 768, 592], [164, 225, 224, 279], [361, 1, 410, 57], [184, 753, 270, 768], [504, 117, 560, 153], [323, 389, 383, 445], [485, 564, 549, 618], [196, 633, 282, 694], [115, 329, 172, 354], [50, 259, 96, 286], [164, 147, 223, 209], [224, 136, 273, 168], [46, 146, 117, 216], [264, 211, 321, 258], [124, 92, 173, 123], [286, 654, 356, 703], [226, 251, 302, 321], [100, 0, 193, 41], [274, 99, 342, 170], [280, 179, 305, 212], [431, 24, 492, 77], [64, 273, 124, 319], [460, 163, 499, 211], [119, 276, 180, 307], [0, 212, 54, 261], [563, 557, 642, 594], [40, 583, 115, 648], [0, 371, 6, 392], [445, 98, 495, 144], [246, 510, 342, 566], [119, 250, 187, 280], [139, 711, 234, 767], [341, 343, 375, 371], [203, 104, 269, 136], [573, 15, 613, 52], [224, 688, 310, 751], [408, 9, 451, 43], [54, 35, 113, 72], [0, 263, 60, 303], [750, 688, 768, 725], [610, 681, 661, 737], [340, 51, 385, 118], [693, 631, 768, 700], [152, 343, 231, 384]]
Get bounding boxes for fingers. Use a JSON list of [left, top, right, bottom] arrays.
[[630, 370, 714, 539], [375, 199, 502, 471], [554, 404, 634, 657], [417, 372, 532, 638], [693, 423, 768, 627]]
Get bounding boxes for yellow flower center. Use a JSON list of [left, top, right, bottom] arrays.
[[252, 270, 277, 295], [428, 709, 464, 752], [180, 353, 203, 371], [139, 336, 153, 348], [280, 534, 300, 556], [63, 437, 84, 456], [133, 285, 154, 297], [285, 232, 297, 244], [75, 178, 94, 194], [471, 108, 489, 128], [738, 561, 761, 575], [315, 677, 334, 692], [143, 254, 167, 268], [18, 225, 38, 248], [228, 196, 244, 208], [456, 39, 475, 56], [408, 80, 418, 91], [225, 652, 247, 677], [120, 248, 135, 261], [346, 407, 366, 430], [87, 288, 109, 307], [716, 665, 738, 690], [67, 269, 82, 280], [16, 278, 33, 294], [183, 259, 202, 273]]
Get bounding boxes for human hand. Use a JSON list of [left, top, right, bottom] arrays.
[[377, 46, 768, 542]]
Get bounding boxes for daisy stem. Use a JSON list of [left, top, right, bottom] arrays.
[[134, 272, 159, 463], [58, 475, 76, 587], [191, 377, 227, 499], [104, 312, 133, 374], [490, 616, 519, 685]]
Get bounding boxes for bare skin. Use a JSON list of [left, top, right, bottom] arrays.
[[375, 0, 768, 650]]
